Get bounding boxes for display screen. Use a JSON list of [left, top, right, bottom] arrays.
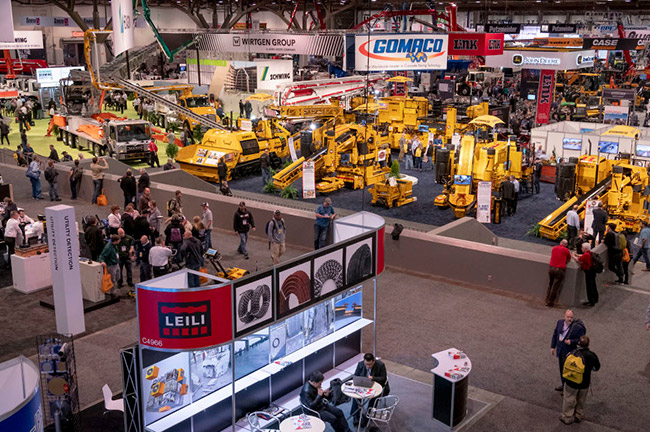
[[179, 63, 187, 72], [636, 144, 650, 158], [141, 352, 191, 426], [580, 128, 594, 134], [599, 140, 619, 155], [334, 289, 362, 330], [234, 329, 269, 380], [189, 346, 232, 402], [527, 94, 536, 101], [454, 175, 472, 185], [563, 138, 582, 151], [36, 66, 84, 87]]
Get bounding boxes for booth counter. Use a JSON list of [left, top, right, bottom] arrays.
[[12, 252, 51, 293], [0, 356, 43, 432], [431, 348, 472, 429]]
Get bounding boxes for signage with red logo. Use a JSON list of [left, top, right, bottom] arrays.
[[536, 69, 556, 125], [448, 33, 504, 56], [137, 285, 233, 351]]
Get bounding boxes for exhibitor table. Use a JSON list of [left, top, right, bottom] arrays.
[[342, 381, 382, 432], [279, 415, 325, 432], [431, 348, 472, 428]]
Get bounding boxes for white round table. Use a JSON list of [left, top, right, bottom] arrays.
[[342, 381, 383, 432], [279, 414, 326, 432]]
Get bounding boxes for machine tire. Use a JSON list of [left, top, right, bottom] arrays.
[[347, 244, 372, 286], [459, 85, 470, 96], [92, 142, 98, 155]]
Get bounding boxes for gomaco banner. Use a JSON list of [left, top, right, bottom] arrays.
[[536, 69, 555, 125], [355, 34, 448, 71], [448, 33, 504, 56]]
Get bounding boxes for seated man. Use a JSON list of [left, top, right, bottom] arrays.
[[351, 353, 390, 426], [300, 371, 351, 432]]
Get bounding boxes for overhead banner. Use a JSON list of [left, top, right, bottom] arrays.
[[448, 33, 504, 56], [486, 49, 595, 71], [582, 38, 645, 50], [255, 59, 293, 91], [355, 34, 448, 71], [485, 23, 521, 34], [303, 161, 315, 199], [536, 69, 555, 125], [137, 284, 233, 351], [111, 0, 135, 55], [625, 26, 650, 43], [0, 0, 15, 43], [476, 181, 492, 223], [196, 32, 344, 56], [542, 24, 578, 34], [0, 31, 43, 49], [602, 88, 637, 100]]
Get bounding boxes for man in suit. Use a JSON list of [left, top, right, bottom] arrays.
[[501, 177, 516, 216], [551, 310, 586, 392], [351, 353, 390, 426], [590, 201, 608, 245], [300, 371, 351, 432]]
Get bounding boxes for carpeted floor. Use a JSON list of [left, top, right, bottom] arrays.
[[227, 159, 562, 246]]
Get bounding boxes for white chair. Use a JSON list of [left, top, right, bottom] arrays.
[[247, 411, 281, 432], [365, 395, 399, 432], [301, 403, 321, 419], [102, 384, 124, 414]]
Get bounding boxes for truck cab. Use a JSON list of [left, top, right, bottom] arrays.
[[179, 95, 218, 131], [103, 120, 152, 160]]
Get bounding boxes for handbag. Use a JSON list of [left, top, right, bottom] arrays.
[[101, 267, 113, 293], [199, 267, 209, 284], [96, 189, 108, 206], [622, 248, 631, 263]]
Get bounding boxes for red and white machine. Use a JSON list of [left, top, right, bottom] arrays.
[[274, 74, 387, 106]]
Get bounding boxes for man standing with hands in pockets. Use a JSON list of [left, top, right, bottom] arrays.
[[314, 197, 335, 250]]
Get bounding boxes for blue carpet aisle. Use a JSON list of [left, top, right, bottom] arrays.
[[227, 157, 561, 246]]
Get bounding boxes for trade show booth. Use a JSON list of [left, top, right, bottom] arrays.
[[0, 356, 43, 432], [122, 212, 385, 432], [531, 121, 650, 165]]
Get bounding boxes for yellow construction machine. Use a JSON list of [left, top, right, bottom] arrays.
[[434, 115, 526, 218], [369, 177, 417, 208], [538, 155, 649, 240], [175, 118, 294, 182]]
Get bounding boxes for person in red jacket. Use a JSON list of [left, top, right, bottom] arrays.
[[546, 239, 572, 307], [573, 243, 598, 306]]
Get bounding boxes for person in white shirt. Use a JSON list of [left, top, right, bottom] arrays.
[[4, 210, 23, 257], [107, 205, 122, 235], [149, 237, 173, 277], [510, 175, 520, 215], [566, 205, 581, 249], [201, 202, 213, 249], [17, 209, 33, 225]]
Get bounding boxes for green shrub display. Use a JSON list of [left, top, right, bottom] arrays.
[[263, 180, 277, 194], [389, 160, 400, 178], [280, 185, 298, 200], [166, 141, 179, 160]]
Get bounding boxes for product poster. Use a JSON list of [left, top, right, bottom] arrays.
[[603, 105, 629, 125], [334, 289, 363, 330], [304, 300, 335, 345], [276, 259, 313, 318], [234, 273, 274, 337], [189, 346, 231, 402], [142, 352, 191, 426], [269, 313, 305, 362], [584, 200, 597, 236], [345, 237, 374, 287], [312, 247, 344, 299], [476, 181, 492, 224], [303, 161, 316, 199]]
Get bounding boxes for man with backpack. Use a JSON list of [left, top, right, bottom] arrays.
[[44, 160, 61, 201], [167, 190, 183, 217], [560, 336, 600, 425], [551, 310, 586, 392], [267, 210, 286, 264], [164, 215, 185, 263]]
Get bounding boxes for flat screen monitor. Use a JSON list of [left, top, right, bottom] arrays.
[[598, 140, 619, 155], [454, 175, 472, 185], [527, 94, 536, 101], [563, 138, 582, 151], [636, 144, 650, 158], [179, 63, 187, 72]]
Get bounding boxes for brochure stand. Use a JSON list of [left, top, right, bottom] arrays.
[[431, 348, 471, 429]]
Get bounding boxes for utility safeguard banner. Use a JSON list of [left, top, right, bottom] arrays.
[[447, 33, 504, 56], [111, 0, 135, 55], [355, 34, 448, 71], [255, 59, 293, 91], [536, 69, 555, 125], [196, 33, 344, 56]]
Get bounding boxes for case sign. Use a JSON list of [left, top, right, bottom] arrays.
[[137, 285, 233, 351], [582, 38, 645, 50], [355, 34, 448, 71], [448, 33, 504, 56]]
